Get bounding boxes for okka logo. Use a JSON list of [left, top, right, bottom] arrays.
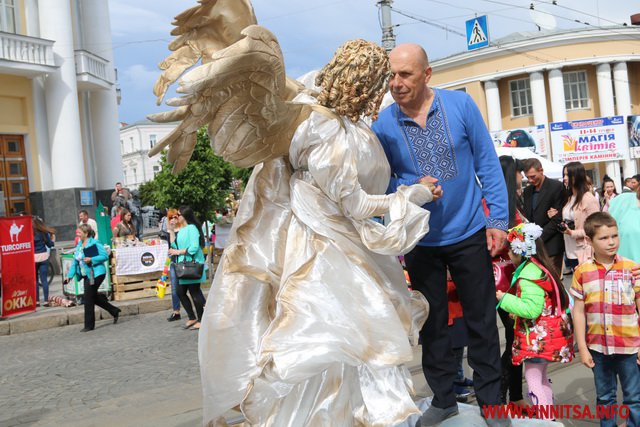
[[9, 221, 24, 243]]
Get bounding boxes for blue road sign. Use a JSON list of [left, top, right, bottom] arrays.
[[466, 15, 489, 51]]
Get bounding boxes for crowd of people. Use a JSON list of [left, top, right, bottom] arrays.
[[26, 15, 640, 424], [145, 32, 638, 426]]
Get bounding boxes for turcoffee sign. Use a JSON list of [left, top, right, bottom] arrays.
[[0, 216, 36, 317]]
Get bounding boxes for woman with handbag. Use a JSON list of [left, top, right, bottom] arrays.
[[64, 224, 121, 332], [168, 206, 207, 330], [33, 216, 56, 307]]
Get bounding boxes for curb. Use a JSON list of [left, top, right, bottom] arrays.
[[0, 296, 174, 336]]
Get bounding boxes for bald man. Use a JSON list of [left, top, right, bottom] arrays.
[[372, 44, 509, 427]]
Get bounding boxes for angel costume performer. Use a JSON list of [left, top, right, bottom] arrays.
[[149, 1, 435, 425]]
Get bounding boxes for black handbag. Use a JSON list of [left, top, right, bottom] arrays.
[[174, 247, 204, 280]]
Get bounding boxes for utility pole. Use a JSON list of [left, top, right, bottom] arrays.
[[378, 0, 395, 52]]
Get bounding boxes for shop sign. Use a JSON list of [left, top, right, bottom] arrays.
[[550, 116, 629, 164], [0, 216, 36, 318]]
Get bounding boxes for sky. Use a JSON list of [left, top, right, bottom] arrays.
[[109, 0, 639, 124]]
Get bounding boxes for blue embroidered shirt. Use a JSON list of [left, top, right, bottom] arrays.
[[372, 88, 508, 246]]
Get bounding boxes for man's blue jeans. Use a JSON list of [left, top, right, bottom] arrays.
[[170, 263, 180, 312], [590, 350, 640, 427]]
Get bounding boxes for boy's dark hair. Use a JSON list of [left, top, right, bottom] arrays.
[[79, 209, 89, 216], [584, 212, 617, 240]]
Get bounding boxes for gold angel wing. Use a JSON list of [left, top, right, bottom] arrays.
[[153, 0, 257, 105], [148, 24, 311, 172]]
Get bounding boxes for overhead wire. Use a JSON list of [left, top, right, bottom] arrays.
[[387, 1, 640, 88], [533, 0, 626, 27], [479, 0, 640, 40]]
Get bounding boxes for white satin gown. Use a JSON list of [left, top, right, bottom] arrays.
[[199, 96, 433, 427]]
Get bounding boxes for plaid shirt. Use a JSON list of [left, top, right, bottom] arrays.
[[570, 255, 640, 355]]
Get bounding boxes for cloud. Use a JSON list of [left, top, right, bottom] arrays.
[[109, 0, 183, 38], [121, 64, 160, 92], [113, 0, 640, 123]]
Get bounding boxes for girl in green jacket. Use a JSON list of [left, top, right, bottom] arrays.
[[496, 223, 573, 416]]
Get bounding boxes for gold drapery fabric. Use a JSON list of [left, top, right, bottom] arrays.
[[199, 96, 432, 426]]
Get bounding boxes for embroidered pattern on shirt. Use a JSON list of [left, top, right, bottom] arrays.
[[486, 217, 509, 231], [401, 101, 458, 182]]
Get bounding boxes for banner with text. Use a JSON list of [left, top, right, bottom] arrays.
[[550, 116, 629, 164], [0, 216, 36, 318], [115, 244, 168, 276], [491, 125, 548, 155], [628, 115, 640, 159]]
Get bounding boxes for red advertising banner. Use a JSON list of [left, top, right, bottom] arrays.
[[0, 216, 36, 318]]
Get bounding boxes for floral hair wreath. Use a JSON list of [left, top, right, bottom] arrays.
[[507, 223, 543, 257]]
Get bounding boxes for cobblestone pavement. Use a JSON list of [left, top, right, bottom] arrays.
[[1, 275, 598, 427], [0, 310, 203, 427]]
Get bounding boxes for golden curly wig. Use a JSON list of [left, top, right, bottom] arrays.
[[315, 39, 390, 123]]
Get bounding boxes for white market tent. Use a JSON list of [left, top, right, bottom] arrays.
[[495, 146, 563, 179]]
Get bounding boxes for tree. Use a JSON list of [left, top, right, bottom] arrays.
[[140, 128, 251, 221]]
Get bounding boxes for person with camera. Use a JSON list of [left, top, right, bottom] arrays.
[[548, 162, 600, 272], [110, 182, 131, 206], [168, 206, 206, 330]]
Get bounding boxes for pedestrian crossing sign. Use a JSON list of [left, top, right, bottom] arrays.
[[466, 15, 489, 50]]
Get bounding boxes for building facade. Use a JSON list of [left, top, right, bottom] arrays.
[[0, 0, 121, 238], [119, 120, 176, 191], [429, 26, 640, 190]]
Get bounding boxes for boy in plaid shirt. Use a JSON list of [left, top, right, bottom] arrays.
[[571, 212, 640, 427]]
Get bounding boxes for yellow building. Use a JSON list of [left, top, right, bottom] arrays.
[[0, 0, 120, 238], [429, 25, 640, 189]]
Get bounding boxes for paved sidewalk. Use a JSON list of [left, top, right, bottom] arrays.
[[0, 275, 190, 336], [1, 275, 614, 426]]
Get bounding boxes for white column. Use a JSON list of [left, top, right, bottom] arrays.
[[79, 91, 97, 187], [484, 80, 502, 132], [30, 77, 53, 191], [24, 0, 40, 36], [529, 71, 550, 157], [613, 62, 638, 178], [79, 0, 123, 190], [596, 63, 622, 192], [547, 68, 567, 123], [596, 63, 615, 116], [529, 71, 548, 125], [38, 0, 87, 189]]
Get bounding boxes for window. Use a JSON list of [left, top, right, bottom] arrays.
[[509, 78, 532, 117], [133, 168, 137, 182], [149, 134, 157, 149], [129, 137, 134, 153], [153, 165, 160, 176], [120, 139, 124, 152], [563, 71, 589, 110], [0, 0, 16, 33]]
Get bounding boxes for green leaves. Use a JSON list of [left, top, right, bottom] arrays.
[[140, 128, 251, 221]]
